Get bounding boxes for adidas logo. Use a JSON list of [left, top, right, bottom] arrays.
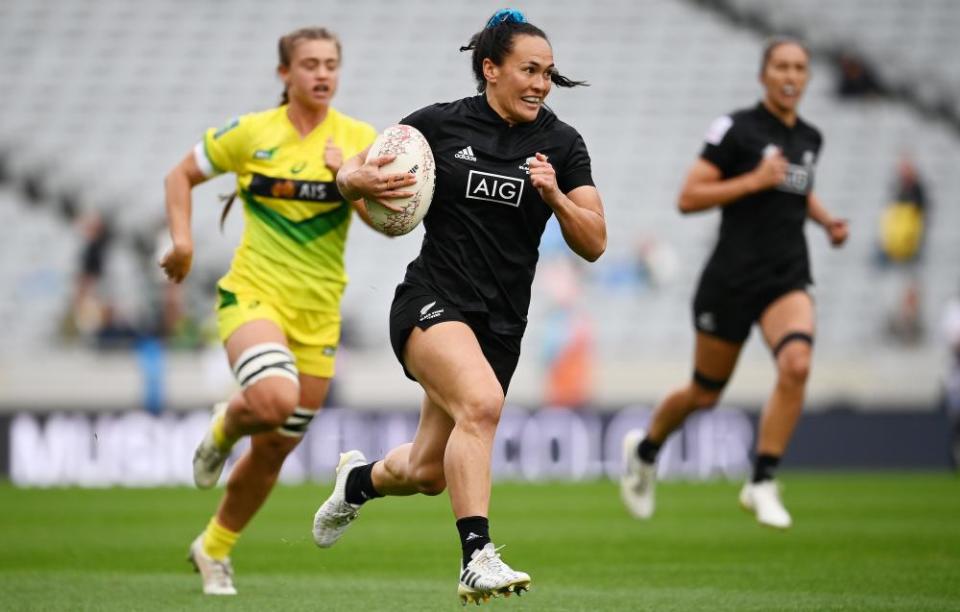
[[454, 146, 477, 162]]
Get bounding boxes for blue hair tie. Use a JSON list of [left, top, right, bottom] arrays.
[[485, 8, 527, 29]]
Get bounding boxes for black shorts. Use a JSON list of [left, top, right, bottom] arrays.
[[693, 268, 811, 344], [389, 283, 522, 394]]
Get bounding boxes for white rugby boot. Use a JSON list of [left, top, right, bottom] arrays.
[[187, 535, 237, 595], [312, 450, 368, 548], [739, 480, 792, 529], [457, 543, 531, 605], [192, 402, 231, 489], [620, 428, 657, 519]]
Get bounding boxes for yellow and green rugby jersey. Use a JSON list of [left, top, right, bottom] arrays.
[[194, 106, 376, 312]]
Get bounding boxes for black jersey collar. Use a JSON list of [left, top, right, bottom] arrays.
[[478, 93, 543, 130], [755, 101, 799, 131]]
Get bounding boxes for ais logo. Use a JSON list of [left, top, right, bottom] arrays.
[[466, 171, 524, 207]]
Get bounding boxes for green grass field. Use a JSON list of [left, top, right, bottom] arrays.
[[1, 474, 958, 611]]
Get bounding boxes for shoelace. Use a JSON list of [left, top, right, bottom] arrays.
[[627, 463, 650, 492], [770, 483, 785, 504], [196, 436, 225, 461], [324, 501, 359, 527], [209, 558, 234, 587], [636, 466, 654, 492], [199, 451, 226, 472], [471, 546, 517, 582]]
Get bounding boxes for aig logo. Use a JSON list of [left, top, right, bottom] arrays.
[[466, 170, 524, 207]]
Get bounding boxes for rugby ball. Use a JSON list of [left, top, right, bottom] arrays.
[[363, 124, 436, 236]]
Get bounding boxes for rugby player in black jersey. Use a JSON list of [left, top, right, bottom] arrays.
[[312, 9, 606, 604], [621, 38, 848, 530]]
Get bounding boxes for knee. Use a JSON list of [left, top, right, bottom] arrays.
[[411, 463, 446, 496], [777, 349, 811, 388], [456, 389, 505, 436], [688, 370, 726, 410], [245, 382, 299, 429]]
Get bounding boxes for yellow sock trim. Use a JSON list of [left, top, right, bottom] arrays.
[[210, 412, 235, 452], [202, 517, 240, 561]]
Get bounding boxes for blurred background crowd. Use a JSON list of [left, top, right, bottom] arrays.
[[0, 0, 957, 468]]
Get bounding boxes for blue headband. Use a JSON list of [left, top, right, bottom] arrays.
[[485, 8, 527, 29]]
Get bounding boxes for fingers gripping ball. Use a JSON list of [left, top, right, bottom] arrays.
[[365, 125, 436, 236]]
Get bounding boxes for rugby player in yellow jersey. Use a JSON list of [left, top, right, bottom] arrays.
[[160, 26, 416, 596]]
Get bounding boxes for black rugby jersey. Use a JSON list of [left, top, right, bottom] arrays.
[[699, 102, 823, 289], [399, 95, 594, 335]]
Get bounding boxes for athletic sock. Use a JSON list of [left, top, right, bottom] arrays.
[[637, 438, 662, 464], [202, 517, 240, 561], [344, 462, 383, 506], [210, 411, 236, 452], [456, 516, 491, 568], [752, 454, 781, 483]]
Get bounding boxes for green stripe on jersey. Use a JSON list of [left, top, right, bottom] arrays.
[[240, 189, 349, 244]]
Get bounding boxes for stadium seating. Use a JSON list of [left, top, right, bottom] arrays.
[[0, 188, 79, 352], [724, 0, 960, 117], [0, 0, 956, 407]]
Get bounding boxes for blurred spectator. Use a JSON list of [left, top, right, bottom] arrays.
[[67, 212, 142, 348], [878, 153, 929, 265], [69, 211, 113, 338], [539, 252, 594, 409], [835, 52, 883, 99], [635, 234, 679, 289], [942, 288, 960, 469], [592, 235, 679, 293], [885, 278, 925, 346]]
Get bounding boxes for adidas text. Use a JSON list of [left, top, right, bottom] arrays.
[[455, 146, 477, 162]]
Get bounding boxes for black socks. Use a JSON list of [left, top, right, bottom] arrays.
[[456, 516, 491, 567], [638, 438, 781, 484], [752, 454, 781, 483], [344, 462, 383, 505], [637, 438, 662, 464]]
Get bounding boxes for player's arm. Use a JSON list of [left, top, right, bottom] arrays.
[[807, 191, 849, 247], [325, 141, 378, 230], [528, 152, 606, 262], [336, 146, 417, 213], [336, 146, 380, 228], [677, 153, 786, 214], [160, 150, 208, 283]]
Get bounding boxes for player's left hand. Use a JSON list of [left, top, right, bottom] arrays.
[[324, 137, 343, 173], [826, 218, 849, 247], [159, 243, 193, 284], [529, 152, 562, 204]]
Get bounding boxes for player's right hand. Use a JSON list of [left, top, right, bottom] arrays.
[[344, 154, 417, 212], [323, 137, 344, 174], [752, 149, 788, 191], [160, 245, 193, 283]]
